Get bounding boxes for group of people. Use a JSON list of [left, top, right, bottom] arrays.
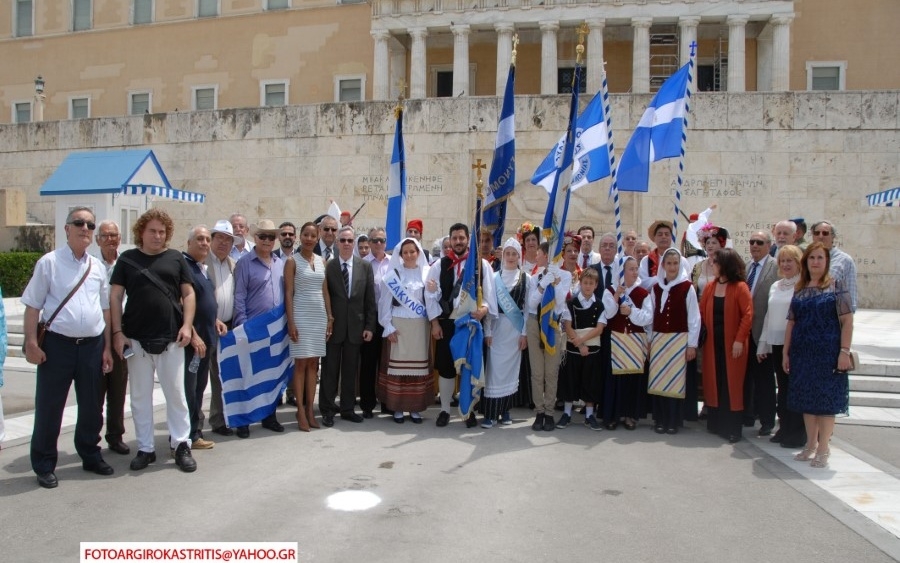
[[18, 206, 857, 489]]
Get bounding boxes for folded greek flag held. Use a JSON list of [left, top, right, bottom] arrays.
[[218, 305, 292, 428]]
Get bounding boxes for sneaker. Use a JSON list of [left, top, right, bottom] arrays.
[[531, 413, 545, 431], [192, 437, 215, 450], [585, 415, 602, 431], [500, 412, 513, 425], [129, 451, 157, 471], [174, 442, 197, 473], [481, 418, 494, 429], [556, 413, 571, 429]]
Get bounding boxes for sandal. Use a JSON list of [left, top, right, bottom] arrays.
[[794, 445, 817, 462], [810, 450, 831, 469]]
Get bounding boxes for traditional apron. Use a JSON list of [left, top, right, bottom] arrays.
[[648, 331, 687, 398]]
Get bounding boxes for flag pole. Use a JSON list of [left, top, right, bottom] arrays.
[[599, 61, 627, 289], [672, 42, 696, 241], [472, 158, 486, 309]]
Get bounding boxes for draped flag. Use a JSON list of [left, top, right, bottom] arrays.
[[532, 90, 612, 194], [451, 196, 485, 418], [483, 64, 516, 249], [218, 305, 292, 428], [616, 62, 692, 192], [386, 106, 407, 248]]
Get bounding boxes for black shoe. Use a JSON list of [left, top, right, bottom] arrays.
[[556, 413, 571, 429], [362, 410, 374, 419], [322, 414, 335, 427], [531, 413, 545, 431], [410, 414, 423, 424], [341, 412, 364, 423], [236, 426, 250, 438], [436, 411, 450, 427], [393, 414, 405, 424], [758, 426, 774, 437], [83, 459, 114, 476], [654, 425, 666, 434], [465, 413, 478, 428], [728, 434, 742, 444], [605, 421, 618, 431], [174, 442, 197, 473], [211, 426, 234, 437], [286, 396, 298, 407], [585, 415, 602, 431], [130, 451, 157, 471], [107, 441, 130, 455], [36, 472, 58, 489], [261, 418, 285, 432], [666, 427, 678, 435]]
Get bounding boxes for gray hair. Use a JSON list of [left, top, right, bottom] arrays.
[[774, 220, 797, 234], [66, 206, 95, 223], [752, 230, 773, 243], [97, 219, 119, 232], [187, 224, 209, 241], [338, 225, 355, 239], [599, 232, 617, 243], [811, 220, 836, 236], [368, 226, 386, 238]]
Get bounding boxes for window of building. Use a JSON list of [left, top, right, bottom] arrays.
[[334, 75, 365, 102], [73, 0, 92, 31], [557, 66, 587, 94], [69, 97, 90, 119], [133, 0, 153, 24], [266, 0, 290, 9], [192, 86, 217, 110], [15, 0, 33, 37], [260, 81, 288, 107], [197, 0, 218, 17], [129, 91, 151, 115], [429, 64, 476, 97], [120, 207, 139, 245], [13, 101, 32, 123], [806, 61, 846, 91]]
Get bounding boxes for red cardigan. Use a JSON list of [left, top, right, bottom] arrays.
[[700, 281, 753, 411]]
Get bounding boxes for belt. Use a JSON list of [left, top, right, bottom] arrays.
[[47, 331, 102, 345]]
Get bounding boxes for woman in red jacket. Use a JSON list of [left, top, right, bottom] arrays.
[[701, 248, 753, 443]]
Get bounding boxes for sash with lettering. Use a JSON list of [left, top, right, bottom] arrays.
[[494, 271, 525, 334], [383, 269, 428, 318]]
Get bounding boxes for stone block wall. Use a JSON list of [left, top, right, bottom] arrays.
[[0, 92, 897, 308]]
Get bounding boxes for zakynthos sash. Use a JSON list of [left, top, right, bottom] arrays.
[[494, 271, 525, 333], [611, 331, 648, 375], [648, 331, 687, 398], [383, 269, 428, 318]]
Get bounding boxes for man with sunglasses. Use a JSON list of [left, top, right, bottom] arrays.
[[22, 206, 114, 488], [314, 215, 339, 261], [811, 221, 857, 312], [321, 226, 377, 426], [274, 222, 297, 259], [743, 231, 779, 434]]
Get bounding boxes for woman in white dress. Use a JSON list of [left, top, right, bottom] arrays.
[[482, 238, 530, 428], [377, 238, 440, 423], [285, 221, 332, 431]]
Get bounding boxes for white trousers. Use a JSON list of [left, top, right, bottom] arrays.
[[127, 339, 191, 452]]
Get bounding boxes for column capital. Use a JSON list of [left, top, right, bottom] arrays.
[[494, 22, 515, 34], [770, 13, 795, 26], [539, 20, 559, 33], [409, 26, 428, 40], [586, 18, 605, 30], [370, 29, 391, 41], [451, 23, 471, 36], [632, 16, 653, 29], [678, 15, 701, 28], [726, 14, 750, 27]]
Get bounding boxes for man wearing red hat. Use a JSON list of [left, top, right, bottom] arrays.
[[406, 219, 430, 262]]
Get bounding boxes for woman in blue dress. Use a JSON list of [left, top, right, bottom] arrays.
[[782, 242, 854, 469]]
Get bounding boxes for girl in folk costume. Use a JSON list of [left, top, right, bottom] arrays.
[[647, 248, 701, 435], [377, 238, 441, 423], [482, 238, 530, 428], [600, 256, 653, 430], [556, 268, 607, 431]]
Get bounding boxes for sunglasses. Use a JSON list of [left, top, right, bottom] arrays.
[[748, 240, 767, 245], [280, 232, 295, 237], [321, 227, 337, 232], [812, 230, 832, 236], [338, 238, 355, 244], [256, 234, 277, 241], [370, 238, 386, 244], [68, 219, 96, 230]]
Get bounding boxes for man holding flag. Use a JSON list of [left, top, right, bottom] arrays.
[[425, 223, 497, 428]]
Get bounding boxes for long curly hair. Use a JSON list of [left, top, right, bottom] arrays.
[[133, 208, 175, 248]]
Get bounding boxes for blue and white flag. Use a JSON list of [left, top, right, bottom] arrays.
[[386, 107, 407, 248], [616, 62, 691, 192], [532, 90, 611, 194], [483, 65, 516, 249], [218, 305, 292, 428]]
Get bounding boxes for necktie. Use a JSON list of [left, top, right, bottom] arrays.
[[342, 262, 350, 296], [582, 254, 589, 268], [747, 261, 759, 294], [604, 265, 612, 288], [324, 247, 332, 262]]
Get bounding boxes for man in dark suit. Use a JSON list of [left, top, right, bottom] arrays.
[[744, 230, 779, 435], [320, 226, 377, 426], [313, 214, 338, 261]]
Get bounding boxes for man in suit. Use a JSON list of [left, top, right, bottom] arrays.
[[205, 220, 239, 436], [577, 225, 602, 268], [320, 226, 377, 426], [744, 230, 779, 435], [314, 214, 338, 261]]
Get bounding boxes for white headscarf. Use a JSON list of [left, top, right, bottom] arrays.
[[620, 255, 642, 289], [655, 247, 689, 312], [387, 237, 428, 274], [501, 237, 522, 270]]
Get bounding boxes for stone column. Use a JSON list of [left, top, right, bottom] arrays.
[[678, 16, 700, 67], [371, 29, 391, 101], [495, 22, 515, 95], [390, 41, 407, 99], [771, 13, 794, 91], [451, 24, 471, 97], [539, 20, 559, 95], [586, 18, 605, 94], [409, 27, 428, 99], [727, 14, 750, 92], [631, 17, 652, 94]]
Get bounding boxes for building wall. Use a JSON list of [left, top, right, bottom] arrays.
[[1, 92, 897, 308]]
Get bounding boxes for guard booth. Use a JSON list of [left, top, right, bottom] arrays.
[[39, 149, 205, 251]]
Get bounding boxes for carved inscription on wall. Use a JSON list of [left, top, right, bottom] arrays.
[[670, 175, 767, 198], [355, 175, 444, 201]]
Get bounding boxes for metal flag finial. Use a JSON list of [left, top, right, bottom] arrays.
[[511, 33, 519, 66], [576, 22, 589, 65]]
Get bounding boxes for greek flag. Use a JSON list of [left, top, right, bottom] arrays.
[[386, 106, 407, 248], [532, 90, 611, 194], [616, 62, 691, 192], [483, 65, 516, 249], [218, 305, 292, 428]]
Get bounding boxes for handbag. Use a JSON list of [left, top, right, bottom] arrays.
[[25, 262, 92, 352]]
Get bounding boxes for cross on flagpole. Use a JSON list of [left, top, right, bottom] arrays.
[[689, 41, 698, 57]]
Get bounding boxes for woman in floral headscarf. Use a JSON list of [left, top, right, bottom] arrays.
[[518, 222, 541, 274]]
